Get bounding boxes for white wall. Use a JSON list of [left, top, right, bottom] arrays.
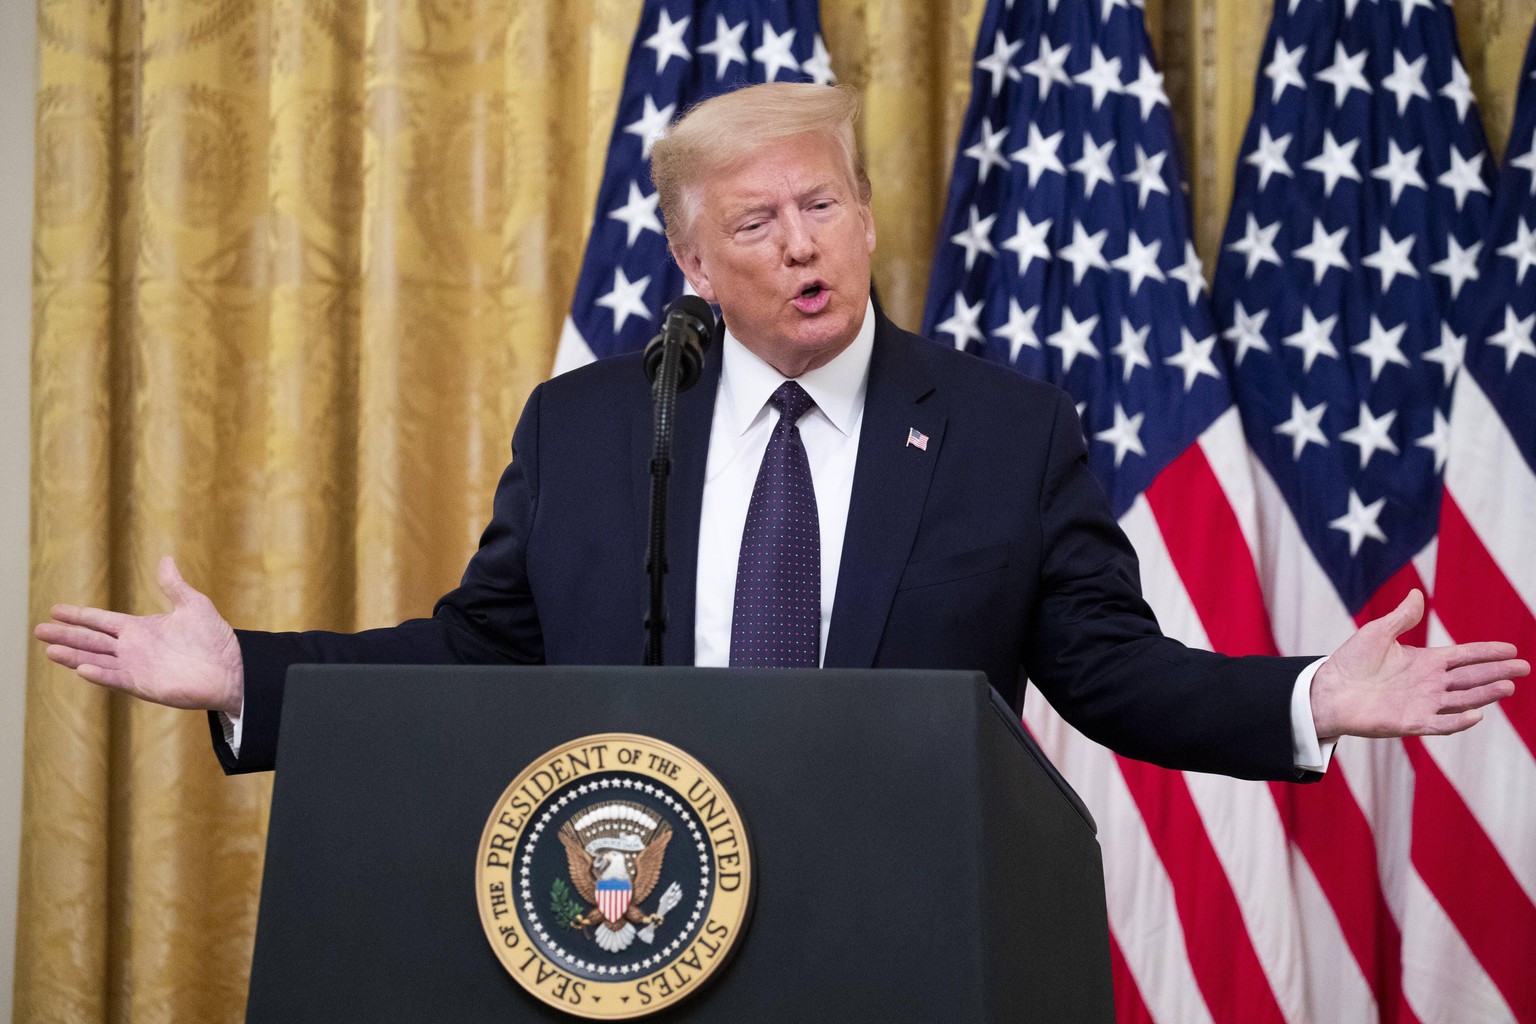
[[0, 2, 36, 1021]]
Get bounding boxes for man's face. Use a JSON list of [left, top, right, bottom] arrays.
[[674, 131, 876, 378]]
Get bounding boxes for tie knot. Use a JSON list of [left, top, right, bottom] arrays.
[[770, 380, 815, 426]]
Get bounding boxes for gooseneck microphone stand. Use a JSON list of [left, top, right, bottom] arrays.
[[643, 295, 714, 665]]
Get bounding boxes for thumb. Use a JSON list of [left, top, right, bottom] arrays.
[[158, 555, 194, 609], [1381, 588, 1425, 640]]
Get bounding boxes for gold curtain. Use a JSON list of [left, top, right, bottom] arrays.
[[19, 1, 1536, 1020]]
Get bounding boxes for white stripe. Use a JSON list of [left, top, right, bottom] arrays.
[[551, 316, 598, 377], [1399, 869, 1516, 1024], [1446, 373, 1536, 611], [1119, 497, 1208, 648], [1196, 407, 1265, 568], [1336, 736, 1415, 926], [1024, 698, 1216, 1024], [1213, 448, 1356, 655], [1289, 850, 1380, 1023], [1424, 612, 1536, 906]]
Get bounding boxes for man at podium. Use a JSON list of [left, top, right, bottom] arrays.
[[35, 83, 1527, 782]]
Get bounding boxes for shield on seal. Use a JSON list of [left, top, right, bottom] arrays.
[[596, 877, 632, 924]]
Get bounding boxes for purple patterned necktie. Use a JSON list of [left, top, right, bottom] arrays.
[[729, 381, 820, 668]]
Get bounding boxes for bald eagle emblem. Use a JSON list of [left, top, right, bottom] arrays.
[[556, 800, 684, 953]]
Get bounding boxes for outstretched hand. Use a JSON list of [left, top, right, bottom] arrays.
[[35, 556, 245, 717], [1311, 589, 1528, 741]]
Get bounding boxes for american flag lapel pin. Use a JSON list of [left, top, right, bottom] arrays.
[[906, 427, 929, 451]]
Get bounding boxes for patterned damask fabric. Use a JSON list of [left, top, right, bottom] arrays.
[[20, 0, 1535, 1020]]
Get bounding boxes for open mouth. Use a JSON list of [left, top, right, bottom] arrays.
[[799, 284, 823, 299]]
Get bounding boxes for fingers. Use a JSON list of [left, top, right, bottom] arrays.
[[34, 622, 117, 655], [76, 662, 135, 691], [1380, 588, 1426, 640], [1444, 658, 1530, 691], [158, 555, 193, 609], [1442, 642, 1523, 670], [1423, 708, 1485, 737], [47, 603, 132, 637], [1438, 679, 1518, 715], [41, 643, 120, 675]]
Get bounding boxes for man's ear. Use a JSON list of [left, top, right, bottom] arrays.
[[672, 244, 716, 303]]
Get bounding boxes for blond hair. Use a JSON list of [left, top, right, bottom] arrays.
[[650, 83, 871, 250]]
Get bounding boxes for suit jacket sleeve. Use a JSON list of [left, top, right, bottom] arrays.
[[208, 384, 552, 774]]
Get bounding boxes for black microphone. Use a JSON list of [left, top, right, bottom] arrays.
[[643, 294, 715, 392]]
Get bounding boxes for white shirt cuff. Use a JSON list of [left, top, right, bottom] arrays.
[[1291, 656, 1336, 774], [219, 699, 245, 759]]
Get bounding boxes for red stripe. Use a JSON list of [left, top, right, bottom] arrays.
[[1148, 445, 1413, 1021], [1116, 758, 1287, 1024], [1401, 737, 1536, 1022], [1434, 493, 1536, 755], [1144, 445, 1278, 657], [1109, 929, 1158, 1024]]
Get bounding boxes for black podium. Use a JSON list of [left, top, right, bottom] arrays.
[[246, 666, 1114, 1023]]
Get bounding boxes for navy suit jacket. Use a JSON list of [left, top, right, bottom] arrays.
[[218, 311, 1315, 779]]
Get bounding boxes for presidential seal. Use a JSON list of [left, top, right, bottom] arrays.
[[476, 734, 752, 1019]]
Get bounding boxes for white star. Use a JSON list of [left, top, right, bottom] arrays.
[[1340, 402, 1400, 469], [643, 9, 692, 74], [1071, 134, 1117, 198], [803, 33, 835, 85], [1441, 58, 1477, 123], [1227, 213, 1282, 278], [992, 299, 1040, 362], [1010, 124, 1065, 186], [1094, 404, 1146, 467], [1169, 241, 1205, 303], [1111, 231, 1164, 296], [1351, 314, 1411, 381], [1164, 328, 1221, 391], [1371, 140, 1426, 205], [950, 206, 997, 271], [1329, 489, 1388, 556], [1488, 306, 1536, 372], [1047, 309, 1101, 371], [1074, 46, 1123, 111], [1283, 308, 1340, 372], [975, 31, 1024, 97], [1274, 394, 1330, 460], [595, 267, 653, 333], [1497, 218, 1536, 285], [1223, 300, 1272, 366], [1438, 146, 1491, 212], [1246, 126, 1293, 191], [1123, 145, 1170, 208], [1057, 221, 1110, 284], [1293, 218, 1352, 285], [1316, 42, 1372, 107], [936, 292, 985, 351], [1123, 56, 1168, 120], [1416, 408, 1451, 473], [1112, 318, 1152, 381], [608, 181, 664, 247], [1381, 51, 1429, 115], [1361, 227, 1419, 293], [1510, 129, 1536, 194], [1000, 210, 1053, 272], [753, 24, 800, 82], [696, 16, 747, 81], [1022, 36, 1073, 102], [1394, 0, 1435, 27], [1422, 322, 1467, 385], [1265, 39, 1307, 103], [624, 95, 676, 160], [1430, 235, 1481, 300], [1303, 130, 1363, 197], [963, 118, 1010, 184]]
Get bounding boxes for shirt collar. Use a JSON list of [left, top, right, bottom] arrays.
[[718, 298, 875, 438]]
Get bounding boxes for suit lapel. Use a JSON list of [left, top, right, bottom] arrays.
[[825, 315, 945, 669], [629, 333, 722, 668]]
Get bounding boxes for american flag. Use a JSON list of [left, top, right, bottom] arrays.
[[551, 0, 834, 375], [926, 0, 1534, 1022]]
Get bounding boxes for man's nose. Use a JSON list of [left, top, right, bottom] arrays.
[[781, 212, 815, 264]]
